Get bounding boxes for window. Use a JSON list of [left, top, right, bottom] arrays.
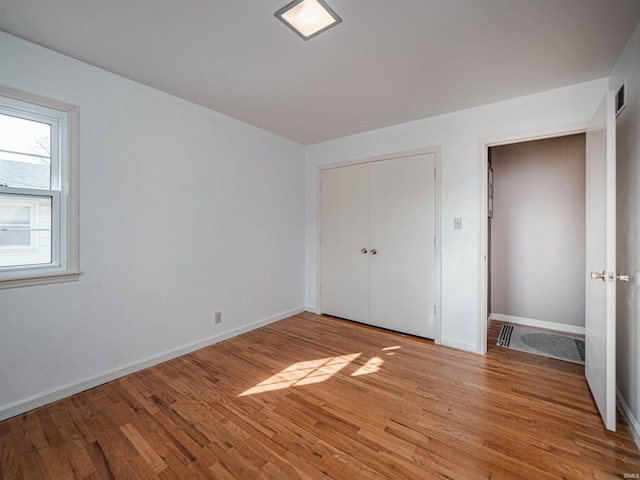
[[0, 86, 78, 288]]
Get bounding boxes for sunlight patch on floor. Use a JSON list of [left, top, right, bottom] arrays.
[[382, 345, 401, 356], [351, 356, 384, 376], [240, 353, 364, 396]]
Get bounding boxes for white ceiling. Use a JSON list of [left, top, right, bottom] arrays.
[[1, 1, 640, 145]]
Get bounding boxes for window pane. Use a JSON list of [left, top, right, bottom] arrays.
[[0, 204, 31, 246], [0, 113, 51, 189], [0, 229, 31, 246], [0, 194, 52, 268]]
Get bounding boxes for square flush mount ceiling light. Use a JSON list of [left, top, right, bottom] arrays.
[[275, 0, 342, 40]]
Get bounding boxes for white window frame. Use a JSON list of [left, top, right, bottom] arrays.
[[0, 85, 79, 289]]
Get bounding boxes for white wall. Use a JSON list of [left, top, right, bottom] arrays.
[[0, 32, 306, 419], [609, 21, 640, 445], [306, 79, 608, 352], [490, 135, 586, 330]]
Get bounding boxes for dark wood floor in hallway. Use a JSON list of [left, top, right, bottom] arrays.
[[1, 312, 639, 479]]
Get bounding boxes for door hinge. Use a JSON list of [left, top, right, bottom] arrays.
[[433, 305, 436, 315], [433, 236, 436, 246], [319, 286, 322, 295], [319, 234, 322, 243]]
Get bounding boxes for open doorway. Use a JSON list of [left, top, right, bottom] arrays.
[[487, 134, 586, 344], [477, 123, 587, 354]]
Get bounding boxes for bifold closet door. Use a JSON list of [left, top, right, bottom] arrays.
[[320, 163, 370, 324], [370, 153, 436, 338]]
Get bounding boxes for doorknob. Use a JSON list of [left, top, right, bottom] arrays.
[[361, 248, 368, 254], [591, 271, 630, 282], [370, 249, 377, 255]]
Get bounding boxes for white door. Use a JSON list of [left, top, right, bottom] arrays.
[[585, 91, 616, 431], [370, 154, 436, 338], [320, 163, 370, 324]]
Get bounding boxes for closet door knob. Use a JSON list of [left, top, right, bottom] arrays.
[[370, 249, 377, 255], [361, 248, 368, 254]]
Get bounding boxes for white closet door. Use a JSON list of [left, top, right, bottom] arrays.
[[369, 153, 436, 338], [320, 163, 370, 324]]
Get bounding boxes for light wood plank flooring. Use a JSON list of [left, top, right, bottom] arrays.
[[1, 313, 639, 479]]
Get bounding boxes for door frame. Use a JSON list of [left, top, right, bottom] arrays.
[[477, 124, 588, 354], [317, 147, 442, 344]]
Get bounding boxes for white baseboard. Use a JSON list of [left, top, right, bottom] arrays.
[[440, 337, 480, 354], [0, 306, 305, 422], [305, 306, 318, 314], [617, 389, 640, 451], [490, 313, 585, 335]]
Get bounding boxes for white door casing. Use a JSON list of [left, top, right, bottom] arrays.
[[585, 91, 617, 432]]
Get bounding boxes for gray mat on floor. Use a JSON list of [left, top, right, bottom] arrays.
[[497, 324, 585, 364]]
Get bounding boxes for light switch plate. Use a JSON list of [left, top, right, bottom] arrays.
[[454, 217, 462, 230]]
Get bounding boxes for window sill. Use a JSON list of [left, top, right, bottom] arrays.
[[0, 271, 80, 290]]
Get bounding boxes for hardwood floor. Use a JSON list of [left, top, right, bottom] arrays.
[[1, 313, 639, 479]]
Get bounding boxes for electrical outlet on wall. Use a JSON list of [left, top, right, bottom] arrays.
[[214, 312, 222, 324]]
